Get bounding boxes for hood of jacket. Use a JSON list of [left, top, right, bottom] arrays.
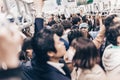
[[102, 44, 120, 71]]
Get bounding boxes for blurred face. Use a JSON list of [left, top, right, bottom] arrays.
[[26, 49, 33, 59], [0, 28, 22, 51], [113, 17, 120, 22], [86, 15, 89, 19], [80, 27, 89, 32], [117, 36, 120, 46], [53, 34, 66, 58], [0, 23, 24, 66]]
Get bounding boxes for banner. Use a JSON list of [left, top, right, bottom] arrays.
[[77, 0, 93, 6]]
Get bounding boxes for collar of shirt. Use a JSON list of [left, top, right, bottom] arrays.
[[64, 29, 71, 34], [47, 61, 66, 75]]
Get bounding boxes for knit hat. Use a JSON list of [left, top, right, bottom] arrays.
[[79, 23, 89, 29]]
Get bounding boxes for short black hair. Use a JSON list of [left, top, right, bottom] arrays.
[[104, 14, 118, 27], [32, 28, 57, 64], [72, 17, 81, 25], [106, 22, 120, 45], [104, 14, 118, 36], [22, 38, 32, 51], [47, 20, 56, 26], [68, 29, 83, 45], [61, 14, 66, 20], [51, 23, 64, 37], [82, 15, 88, 23], [61, 20, 72, 30]]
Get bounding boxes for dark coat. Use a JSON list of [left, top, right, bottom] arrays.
[[34, 18, 44, 35], [22, 63, 71, 80], [22, 18, 71, 80], [0, 67, 22, 80]]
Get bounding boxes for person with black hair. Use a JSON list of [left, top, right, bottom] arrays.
[[23, 28, 71, 80], [64, 29, 84, 72], [104, 14, 120, 36], [68, 29, 84, 46], [61, 20, 72, 43], [51, 23, 69, 50], [104, 14, 118, 27], [101, 14, 120, 55], [102, 22, 120, 80], [19, 38, 33, 67], [82, 15, 89, 23], [47, 20, 56, 27], [71, 16, 81, 29], [60, 14, 66, 20]]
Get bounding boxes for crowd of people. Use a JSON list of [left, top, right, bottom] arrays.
[[1, 0, 120, 80]]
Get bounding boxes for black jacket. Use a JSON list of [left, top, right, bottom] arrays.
[[0, 67, 22, 80], [22, 18, 71, 80], [22, 62, 71, 80]]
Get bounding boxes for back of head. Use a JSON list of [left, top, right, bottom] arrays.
[[22, 37, 32, 51], [71, 37, 100, 69], [51, 23, 64, 37], [47, 20, 56, 27], [104, 14, 118, 27], [61, 14, 66, 20], [32, 28, 56, 64], [106, 22, 120, 46], [61, 20, 72, 30], [82, 15, 88, 23], [68, 29, 83, 45], [72, 16, 81, 25], [104, 14, 118, 35]]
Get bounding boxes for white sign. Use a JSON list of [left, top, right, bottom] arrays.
[[42, 0, 58, 14]]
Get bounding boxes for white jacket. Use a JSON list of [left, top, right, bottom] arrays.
[[102, 44, 120, 80]]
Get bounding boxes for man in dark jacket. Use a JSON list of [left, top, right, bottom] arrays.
[[23, 28, 71, 80], [22, 0, 71, 80]]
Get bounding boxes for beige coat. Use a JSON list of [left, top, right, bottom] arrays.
[[93, 24, 105, 49], [71, 64, 107, 80]]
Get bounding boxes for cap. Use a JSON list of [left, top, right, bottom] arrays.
[[79, 23, 89, 29]]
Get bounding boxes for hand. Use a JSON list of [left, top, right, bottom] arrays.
[[33, 0, 44, 18]]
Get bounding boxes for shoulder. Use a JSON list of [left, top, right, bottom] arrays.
[[71, 65, 106, 80], [102, 44, 120, 71], [102, 44, 120, 59], [44, 71, 70, 80], [92, 64, 105, 74], [81, 65, 106, 80]]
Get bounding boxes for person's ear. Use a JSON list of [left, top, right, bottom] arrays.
[[47, 51, 55, 57]]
